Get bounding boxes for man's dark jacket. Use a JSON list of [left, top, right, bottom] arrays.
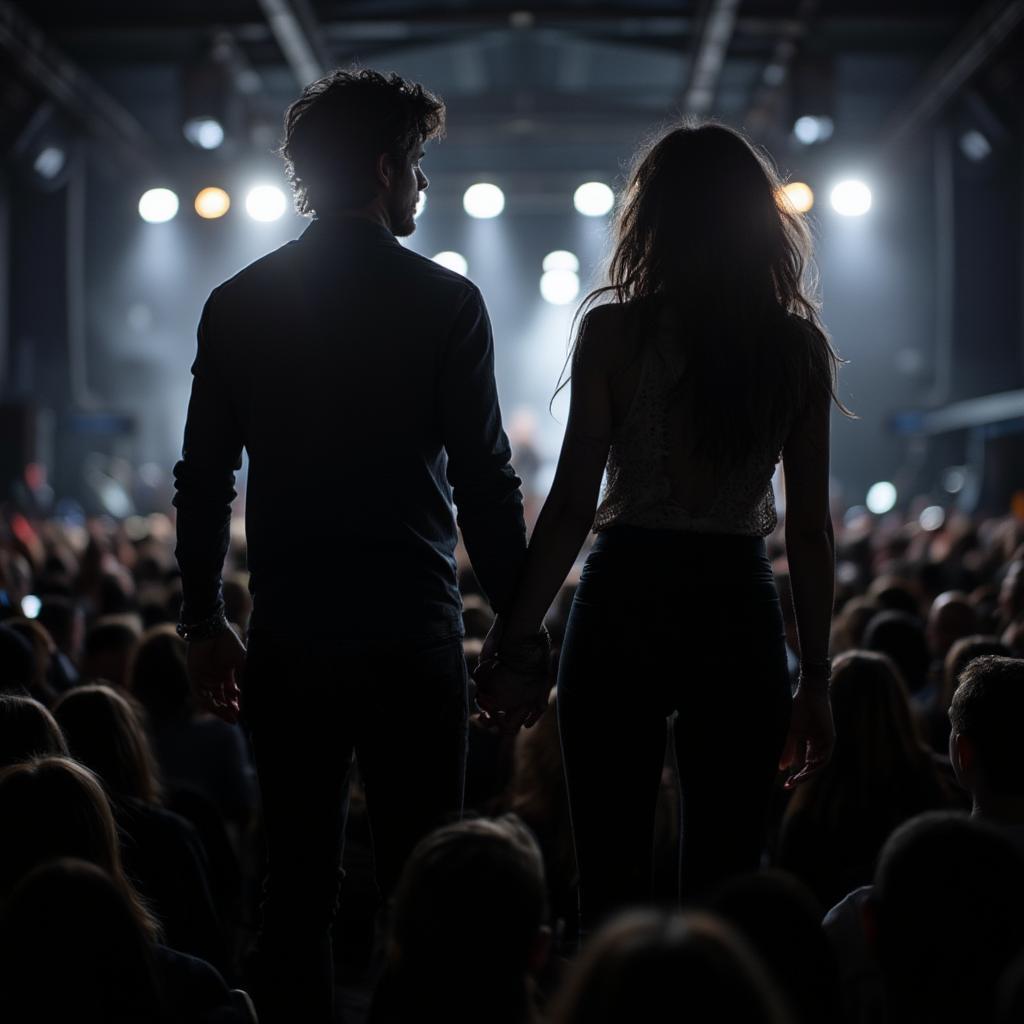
[[173, 216, 526, 642]]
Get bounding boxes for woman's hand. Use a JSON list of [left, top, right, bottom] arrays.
[[474, 616, 551, 734], [779, 679, 835, 790]]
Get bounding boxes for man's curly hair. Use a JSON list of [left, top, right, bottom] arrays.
[[279, 68, 445, 217]]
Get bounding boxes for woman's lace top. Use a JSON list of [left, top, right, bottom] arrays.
[[593, 317, 789, 538]]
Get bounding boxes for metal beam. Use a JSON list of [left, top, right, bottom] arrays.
[[891, 390, 1024, 436], [256, 0, 333, 89], [0, 1, 157, 175], [682, 0, 742, 115], [881, 0, 1024, 152]]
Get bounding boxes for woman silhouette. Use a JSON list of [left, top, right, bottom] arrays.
[[479, 122, 846, 930]]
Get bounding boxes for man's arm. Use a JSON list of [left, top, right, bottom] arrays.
[[439, 287, 527, 613], [172, 294, 247, 725]]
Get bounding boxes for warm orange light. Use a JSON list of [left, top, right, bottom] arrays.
[[194, 187, 231, 219], [779, 181, 814, 214]]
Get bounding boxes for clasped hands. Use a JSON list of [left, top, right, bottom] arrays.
[[473, 617, 552, 735]]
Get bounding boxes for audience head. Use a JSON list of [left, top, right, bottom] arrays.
[[550, 910, 791, 1024], [870, 812, 1024, 1024], [37, 595, 84, 658], [708, 871, 842, 1024], [1000, 560, 1024, 625], [0, 756, 158, 937], [0, 694, 67, 768], [0, 623, 34, 696], [863, 610, 930, 695], [941, 635, 1011, 716], [380, 815, 549, 1022], [927, 591, 979, 660], [0, 859, 165, 1023], [53, 684, 162, 804], [129, 623, 191, 725], [867, 576, 920, 616], [279, 67, 445, 226], [81, 617, 141, 689], [949, 656, 1024, 807]]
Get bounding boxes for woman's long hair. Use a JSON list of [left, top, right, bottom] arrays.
[[0, 757, 160, 940], [562, 120, 848, 462]]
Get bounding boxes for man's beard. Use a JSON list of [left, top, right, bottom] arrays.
[[390, 195, 417, 237]]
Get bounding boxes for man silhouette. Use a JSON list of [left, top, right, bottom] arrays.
[[172, 69, 529, 1022]]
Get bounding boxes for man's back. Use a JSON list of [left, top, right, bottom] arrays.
[[174, 215, 525, 642]]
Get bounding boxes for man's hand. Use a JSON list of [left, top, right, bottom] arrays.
[[779, 684, 835, 790], [187, 625, 247, 724]]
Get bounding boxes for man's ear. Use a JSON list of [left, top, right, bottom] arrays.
[[951, 731, 974, 778], [375, 151, 396, 190]]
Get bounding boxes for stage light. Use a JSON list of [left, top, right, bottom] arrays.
[[415, 191, 427, 219], [866, 481, 897, 515], [183, 117, 225, 150], [33, 146, 66, 181], [194, 187, 230, 219], [779, 182, 814, 214], [830, 180, 872, 217], [543, 250, 579, 273], [138, 188, 179, 223], [463, 183, 505, 219], [919, 506, 945, 531], [20, 595, 41, 619], [432, 251, 468, 276], [793, 115, 834, 145], [574, 181, 614, 217], [540, 269, 580, 306], [245, 185, 286, 222], [959, 130, 991, 162], [942, 467, 966, 494]]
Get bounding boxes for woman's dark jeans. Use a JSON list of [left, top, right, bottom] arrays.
[[557, 525, 792, 932]]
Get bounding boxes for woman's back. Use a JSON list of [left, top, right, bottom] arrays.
[[594, 298, 811, 537]]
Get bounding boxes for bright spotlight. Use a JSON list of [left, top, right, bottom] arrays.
[[138, 188, 179, 223], [33, 146, 66, 181], [245, 185, 287, 222], [919, 506, 945, 531], [540, 269, 580, 306], [183, 117, 225, 150], [866, 481, 897, 515], [432, 251, 468, 276], [793, 115, 834, 145], [20, 595, 41, 619], [942, 467, 966, 494], [543, 250, 580, 273], [959, 130, 991, 162], [463, 183, 505, 219], [779, 182, 814, 214], [415, 191, 427, 219], [194, 187, 231, 219], [830, 179, 872, 217], [574, 181, 614, 217]]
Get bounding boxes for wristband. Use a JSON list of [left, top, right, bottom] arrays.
[[176, 607, 230, 643]]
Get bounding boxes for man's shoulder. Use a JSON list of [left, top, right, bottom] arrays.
[[388, 243, 481, 306], [206, 239, 302, 310]]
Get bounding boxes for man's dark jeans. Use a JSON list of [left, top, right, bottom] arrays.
[[241, 628, 468, 1024]]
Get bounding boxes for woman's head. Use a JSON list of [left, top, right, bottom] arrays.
[[129, 623, 191, 725], [608, 122, 807, 308], [0, 694, 67, 769], [550, 910, 791, 1024], [0, 756, 157, 938], [53, 684, 162, 803], [0, 859, 165, 1023]]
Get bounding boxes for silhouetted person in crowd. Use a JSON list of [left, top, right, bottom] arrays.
[[926, 590, 978, 663], [479, 121, 844, 928], [173, 67, 533, 1022], [870, 813, 1024, 1024], [0, 693, 67, 768], [948, 655, 1024, 845], [36, 595, 83, 691], [53, 684, 227, 971], [81, 616, 140, 689], [777, 651, 951, 908], [0, 623, 34, 697], [708, 870, 844, 1024], [549, 910, 793, 1024], [863, 609, 930, 700], [370, 816, 550, 1024]]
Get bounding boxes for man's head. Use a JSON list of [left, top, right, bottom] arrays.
[[868, 812, 1024, 1024], [279, 68, 445, 235], [948, 655, 1024, 802]]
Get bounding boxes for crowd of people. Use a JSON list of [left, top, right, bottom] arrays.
[[0, 501, 1022, 1022]]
